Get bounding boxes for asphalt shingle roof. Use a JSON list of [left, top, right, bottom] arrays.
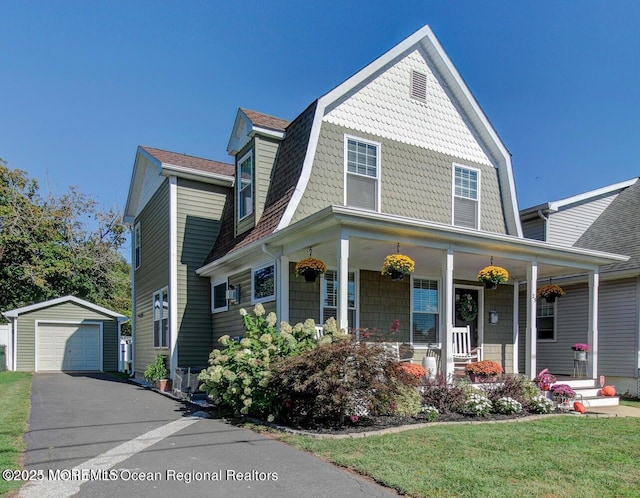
[[240, 108, 290, 133], [203, 101, 317, 265], [141, 146, 234, 178], [574, 179, 640, 273]]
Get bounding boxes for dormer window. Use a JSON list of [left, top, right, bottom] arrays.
[[238, 151, 254, 219]]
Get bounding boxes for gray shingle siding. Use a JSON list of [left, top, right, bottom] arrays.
[[293, 122, 507, 234]]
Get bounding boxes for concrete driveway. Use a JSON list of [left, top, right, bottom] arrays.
[[21, 373, 397, 497]]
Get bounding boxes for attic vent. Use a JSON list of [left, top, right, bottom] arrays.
[[411, 70, 427, 101]]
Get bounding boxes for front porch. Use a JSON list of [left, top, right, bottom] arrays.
[[266, 208, 626, 382]]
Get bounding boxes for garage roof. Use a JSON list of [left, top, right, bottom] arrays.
[[3, 296, 129, 321]]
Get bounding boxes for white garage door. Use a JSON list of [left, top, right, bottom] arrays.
[[37, 323, 102, 371]]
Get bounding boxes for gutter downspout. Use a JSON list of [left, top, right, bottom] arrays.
[[537, 209, 549, 241]]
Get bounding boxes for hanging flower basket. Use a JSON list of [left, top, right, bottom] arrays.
[[456, 294, 478, 322], [477, 265, 509, 289], [537, 284, 565, 303], [381, 254, 415, 281], [295, 257, 326, 283]]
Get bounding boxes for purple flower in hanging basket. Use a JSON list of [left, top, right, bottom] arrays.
[[571, 343, 590, 352]]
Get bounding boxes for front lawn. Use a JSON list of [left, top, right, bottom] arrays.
[[0, 372, 32, 496], [278, 416, 640, 497], [621, 398, 640, 409]]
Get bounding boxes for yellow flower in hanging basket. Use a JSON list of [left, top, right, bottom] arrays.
[[295, 257, 327, 276], [381, 254, 415, 276], [477, 265, 509, 284], [536, 284, 565, 300]]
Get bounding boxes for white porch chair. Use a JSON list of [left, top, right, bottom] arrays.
[[452, 326, 482, 375]]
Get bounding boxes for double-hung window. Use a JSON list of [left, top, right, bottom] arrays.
[[453, 165, 480, 229], [412, 278, 439, 345], [211, 279, 228, 313], [153, 288, 169, 348], [321, 270, 357, 328], [252, 263, 275, 304], [537, 300, 555, 341], [238, 151, 253, 219], [345, 137, 380, 211]]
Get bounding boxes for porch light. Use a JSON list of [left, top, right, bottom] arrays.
[[226, 285, 240, 304], [489, 310, 499, 325]]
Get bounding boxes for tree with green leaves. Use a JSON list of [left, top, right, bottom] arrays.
[[0, 158, 131, 331]]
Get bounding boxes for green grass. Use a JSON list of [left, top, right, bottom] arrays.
[[621, 398, 640, 409], [277, 416, 640, 497], [0, 372, 33, 496]]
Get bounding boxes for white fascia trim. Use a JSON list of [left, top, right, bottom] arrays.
[[277, 102, 324, 230], [2, 295, 127, 319], [548, 177, 638, 211], [249, 126, 286, 140], [169, 176, 179, 377], [161, 164, 234, 186], [125, 147, 163, 222]]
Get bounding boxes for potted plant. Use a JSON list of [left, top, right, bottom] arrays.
[[533, 368, 557, 391], [477, 265, 509, 289], [465, 360, 503, 383], [144, 354, 171, 391], [537, 284, 565, 303], [550, 383, 576, 410], [381, 253, 415, 281], [295, 257, 327, 283], [571, 343, 590, 361]]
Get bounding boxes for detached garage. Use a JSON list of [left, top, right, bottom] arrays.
[[2, 296, 128, 372]]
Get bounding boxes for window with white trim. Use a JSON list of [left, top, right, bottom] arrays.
[[321, 270, 357, 328], [211, 279, 228, 313], [537, 300, 555, 341], [134, 223, 141, 270], [237, 151, 253, 219], [345, 137, 379, 211], [412, 278, 439, 345], [153, 288, 169, 348], [252, 263, 275, 303], [453, 165, 480, 229]]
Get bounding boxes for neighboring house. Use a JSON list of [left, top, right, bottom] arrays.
[[520, 178, 640, 395], [2, 296, 127, 372], [125, 25, 625, 382]]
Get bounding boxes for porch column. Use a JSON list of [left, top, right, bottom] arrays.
[[279, 255, 290, 323], [587, 269, 599, 379], [336, 232, 350, 331], [441, 248, 454, 379], [512, 280, 519, 374], [525, 261, 538, 379]]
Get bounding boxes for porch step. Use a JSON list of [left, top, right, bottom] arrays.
[[578, 395, 620, 408]]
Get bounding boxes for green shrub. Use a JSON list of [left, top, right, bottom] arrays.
[[143, 355, 168, 382], [269, 341, 420, 427], [484, 374, 539, 410], [198, 304, 317, 416]]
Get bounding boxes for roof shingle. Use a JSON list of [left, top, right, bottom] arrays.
[[141, 146, 234, 177], [240, 108, 290, 133], [203, 101, 317, 266]]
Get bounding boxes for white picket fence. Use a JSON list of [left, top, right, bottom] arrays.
[[0, 323, 12, 371]]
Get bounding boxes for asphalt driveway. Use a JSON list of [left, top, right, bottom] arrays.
[[21, 373, 397, 497]]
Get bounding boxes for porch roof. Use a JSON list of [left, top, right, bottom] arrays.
[[197, 206, 628, 280]]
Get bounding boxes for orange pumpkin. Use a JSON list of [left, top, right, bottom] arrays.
[[573, 401, 586, 413], [601, 385, 616, 397]]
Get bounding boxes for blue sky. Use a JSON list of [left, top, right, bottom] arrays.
[[2, 1, 639, 228]]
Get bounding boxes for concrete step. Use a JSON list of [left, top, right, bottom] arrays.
[[578, 396, 620, 408], [559, 379, 597, 389]]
